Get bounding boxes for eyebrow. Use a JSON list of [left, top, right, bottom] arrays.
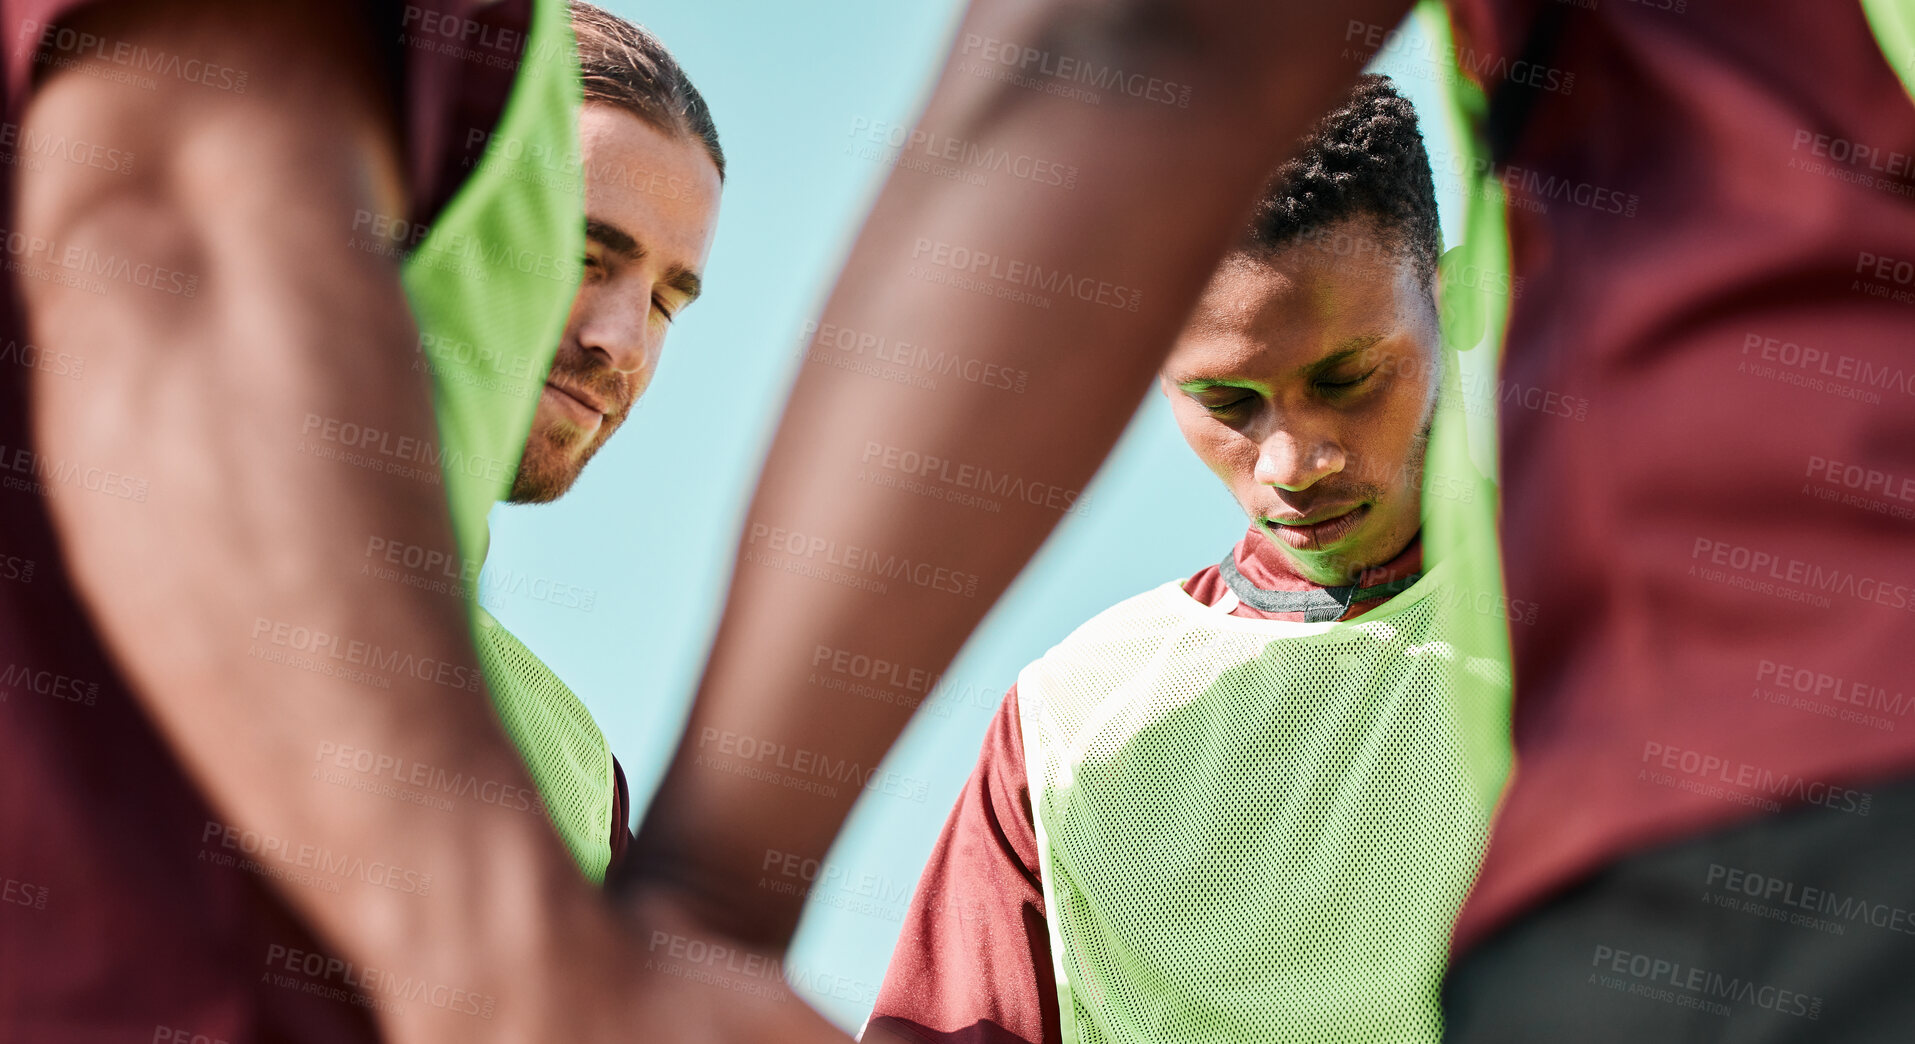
[[1174, 333, 1389, 393], [586, 218, 704, 302], [1308, 334, 1386, 373]]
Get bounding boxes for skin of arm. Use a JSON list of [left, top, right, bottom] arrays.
[[18, 2, 845, 1041], [628, 0, 1417, 947]]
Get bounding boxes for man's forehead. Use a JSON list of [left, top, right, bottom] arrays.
[[1172, 258, 1404, 379], [1168, 330, 1389, 389], [578, 103, 721, 277]]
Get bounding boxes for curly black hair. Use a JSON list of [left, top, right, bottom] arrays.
[[570, 1, 724, 180], [1243, 74, 1438, 286]]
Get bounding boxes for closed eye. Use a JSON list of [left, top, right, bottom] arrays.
[[1201, 395, 1254, 414], [1315, 365, 1379, 394]]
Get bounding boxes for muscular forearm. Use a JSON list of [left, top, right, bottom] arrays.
[[632, 0, 1416, 945], [16, 3, 626, 1039]]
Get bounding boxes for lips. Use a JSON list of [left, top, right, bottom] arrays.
[[1264, 503, 1370, 550], [545, 379, 607, 415], [541, 380, 607, 435]]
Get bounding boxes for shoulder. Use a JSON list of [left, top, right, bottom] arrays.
[[1014, 578, 1196, 714], [1031, 578, 1200, 659]]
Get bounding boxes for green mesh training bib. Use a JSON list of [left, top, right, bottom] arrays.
[[399, 0, 616, 878], [474, 608, 614, 881], [1019, 563, 1507, 1044], [1862, 0, 1915, 101]]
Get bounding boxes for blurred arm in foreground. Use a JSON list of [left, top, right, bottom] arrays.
[[12, 0, 844, 1040], [626, 0, 1416, 945]]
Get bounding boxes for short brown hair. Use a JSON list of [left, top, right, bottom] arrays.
[[570, 1, 724, 180]]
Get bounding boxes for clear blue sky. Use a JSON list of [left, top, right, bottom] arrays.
[[481, 1, 1465, 1030]]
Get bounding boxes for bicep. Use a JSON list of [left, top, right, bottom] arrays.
[[17, 0, 437, 696], [12, 0, 503, 881]]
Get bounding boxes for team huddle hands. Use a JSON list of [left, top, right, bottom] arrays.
[[3, 0, 1911, 1041]]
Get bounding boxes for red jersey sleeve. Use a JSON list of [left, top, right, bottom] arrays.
[[865, 686, 1060, 1044]]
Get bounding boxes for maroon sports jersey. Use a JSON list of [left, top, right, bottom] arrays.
[[1443, 0, 1915, 951], [0, 1, 531, 1038]]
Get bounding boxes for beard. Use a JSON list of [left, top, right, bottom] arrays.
[[507, 349, 633, 504], [507, 414, 615, 504]]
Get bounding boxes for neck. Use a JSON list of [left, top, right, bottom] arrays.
[[1221, 526, 1425, 623]]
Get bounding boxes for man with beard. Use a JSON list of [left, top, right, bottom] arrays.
[[865, 77, 1506, 1044], [473, 1, 723, 881]]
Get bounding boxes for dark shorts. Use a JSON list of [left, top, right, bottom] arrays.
[[1445, 775, 1915, 1043]]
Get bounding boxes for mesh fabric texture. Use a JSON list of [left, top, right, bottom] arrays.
[[1019, 564, 1506, 1044], [475, 608, 614, 882], [402, 0, 581, 566], [396, 0, 613, 879]]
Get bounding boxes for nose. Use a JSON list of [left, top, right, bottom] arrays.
[[1253, 425, 1344, 492], [574, 281, 661, 378]]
